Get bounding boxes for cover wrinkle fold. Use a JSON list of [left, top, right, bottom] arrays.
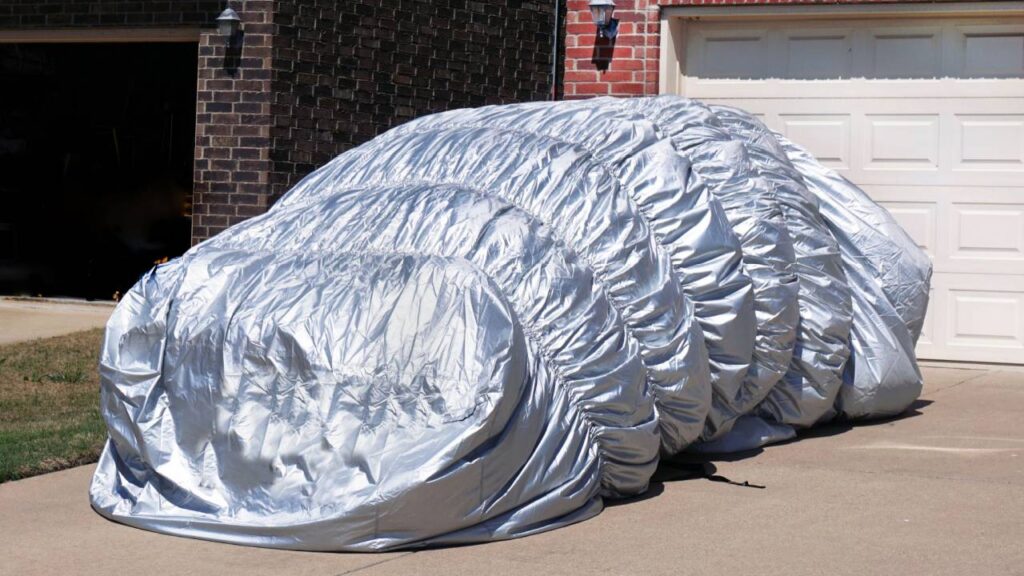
[[377, 100, 765, 443]]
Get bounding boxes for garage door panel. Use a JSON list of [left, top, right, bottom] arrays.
[[864, 114, 940, 172], [944, 275, 1024, 361], [914, 275, 1024, 363], [949, 203, 1024, 267], [957, 25, 1024, 77], [676, 13, 1024, 363], [693, 27, 773, 80], [778, 114, 852, 168], [954, 114, 1024, 172], [786, 31, 854, 79], [870, 26, 943, 79], [949, 290, 1022, 347]]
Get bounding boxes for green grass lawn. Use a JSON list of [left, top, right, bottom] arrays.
[[0, 329, 106, 483]]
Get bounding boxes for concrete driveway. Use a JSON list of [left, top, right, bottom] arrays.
[[0, 298, 113, 345], [1, 364, 1022, 576]]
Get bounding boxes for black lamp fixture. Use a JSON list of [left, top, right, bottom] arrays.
[[215, 5, 242, 46], [588, 0, 618, 39]]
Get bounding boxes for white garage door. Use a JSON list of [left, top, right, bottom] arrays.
[[667, 12, 1024, 364]]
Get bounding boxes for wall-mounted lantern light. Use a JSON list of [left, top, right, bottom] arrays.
[[215, 6, 242, 46], [588, 0, 618, 39]]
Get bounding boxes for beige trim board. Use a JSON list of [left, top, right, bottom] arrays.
[[919, 359, 1024, 373], [0, 27, 202, 44], [661, 1, 1024, 22]]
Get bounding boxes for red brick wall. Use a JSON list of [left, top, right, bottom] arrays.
[[562, 0, 1011, 99], [564, 0, 660, 98], [192, 0, 275, 244]]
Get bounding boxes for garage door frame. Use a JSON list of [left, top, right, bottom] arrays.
[[659, 1, 1024, 365]]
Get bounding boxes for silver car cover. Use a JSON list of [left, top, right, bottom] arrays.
[[91, 98, 929, 551], [711, 105, 854, 428], [779, 136, 932, 418], [374, 99, 763, 443]]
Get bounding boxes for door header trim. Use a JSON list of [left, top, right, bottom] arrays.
[[0, 27, 202, 44]]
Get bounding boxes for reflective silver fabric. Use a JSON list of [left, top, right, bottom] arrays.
[[378, 98, 761, 443], [779, 136, 931, 418], [90, 98, 930, 552], [615, 97, 801, 446], [711, 106, 854, 428]]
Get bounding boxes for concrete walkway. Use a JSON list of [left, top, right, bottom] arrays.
[[0, 298, 113, 345], [1, 365, 1022, 576]]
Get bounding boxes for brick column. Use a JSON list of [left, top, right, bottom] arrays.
[[193, 0, 561, 244], [192, 0, 275, 244], [563, 0, 660, 99]]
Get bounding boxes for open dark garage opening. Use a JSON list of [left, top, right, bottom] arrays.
[[0, 42, 197, 300]]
